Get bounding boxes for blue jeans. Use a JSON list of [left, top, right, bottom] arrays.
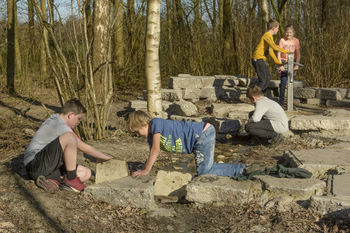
[[279, 71, 288, 105], [193, 125, 245, 177]]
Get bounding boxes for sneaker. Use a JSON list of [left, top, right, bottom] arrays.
[[269, 134, 285, 147], [62, 175, 85, 192], [36, 176, 60, 194]]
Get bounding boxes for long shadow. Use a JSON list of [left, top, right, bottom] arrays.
[[10, 154, 66, 232], [12, 93, 61, 113], [0, 100, 42, 122]]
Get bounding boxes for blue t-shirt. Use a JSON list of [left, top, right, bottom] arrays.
[[148, 118, 205, 154]]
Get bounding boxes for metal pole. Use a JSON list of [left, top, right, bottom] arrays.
[[287, 53, 294, 111]]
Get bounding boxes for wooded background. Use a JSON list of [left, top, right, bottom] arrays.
[[1, 0, 349, 139]]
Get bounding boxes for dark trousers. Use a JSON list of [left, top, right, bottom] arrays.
[[245, 119, 277, 139], [26, 137, 65, 181], [252, 59, 270, 92], [279, 70, 288, 105]]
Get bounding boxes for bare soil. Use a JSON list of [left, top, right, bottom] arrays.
[[0, 88, 349, 233]]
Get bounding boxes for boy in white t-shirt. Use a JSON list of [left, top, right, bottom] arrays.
[[277, 25, 301, 105]]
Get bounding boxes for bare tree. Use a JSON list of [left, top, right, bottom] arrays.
[[7, 0, 17, 94], [146, 0, 162, 117], [40, 0, 48, 79]]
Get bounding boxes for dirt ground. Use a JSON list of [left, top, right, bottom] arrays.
[[0, 88, 349, 233]]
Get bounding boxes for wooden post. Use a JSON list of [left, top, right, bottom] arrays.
[[287, 53, 294, 111]]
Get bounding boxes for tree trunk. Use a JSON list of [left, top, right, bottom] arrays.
[[7, 0, 16, 94], [166, 0, 172, 74], [85, 0, 93, 42], [194, 0, 204, 74], [261, 0, 269, 31], [146, 0, 162, 117], [114, 0, 124, 68], [40, 0, 48, 79], [28, 0, 35, 60]]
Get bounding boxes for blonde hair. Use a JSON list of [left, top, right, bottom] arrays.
[[128, 110, 152, 132], [268, 19, 279, 30], [247, 85, 264, 98]]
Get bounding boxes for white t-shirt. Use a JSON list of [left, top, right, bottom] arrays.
[[249, 97, 289, 133], [23, 114, 78, 165]]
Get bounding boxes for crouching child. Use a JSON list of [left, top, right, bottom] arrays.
[[24, 99, 113, 193]]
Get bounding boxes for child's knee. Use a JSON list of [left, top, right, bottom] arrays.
[[77, 165, 91, 182]]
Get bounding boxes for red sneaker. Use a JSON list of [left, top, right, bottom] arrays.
[[36, 176, 60, 194], [63, 175, 85, 192]]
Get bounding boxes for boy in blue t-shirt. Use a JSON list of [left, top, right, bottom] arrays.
[[128, 110, 245, 177]]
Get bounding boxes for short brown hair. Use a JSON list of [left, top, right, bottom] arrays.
[[285, 24, 294, 31], [268, 19, 279, 30], [247, 85, 264, 99], [61, 98, 86, 115], [128, 110, 152, 132]]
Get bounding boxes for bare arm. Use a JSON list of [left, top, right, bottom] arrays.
[[77, 140, 113, 161], [132, 133, 161, 176]]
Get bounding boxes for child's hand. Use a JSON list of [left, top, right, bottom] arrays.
[[132, 169, 150, 177]]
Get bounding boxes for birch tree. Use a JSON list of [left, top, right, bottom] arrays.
[[146, 0, 162, 117]]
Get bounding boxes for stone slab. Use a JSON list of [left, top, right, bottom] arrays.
[[154, 170, 192, 199], [171, 100, 198, 117], [290, 115, 350, 130], [84, 176, 154, 209], [326, 99, 350, 108], [333, 174, 350, 196], [205, 117, 241, 134], [169, 115, 203, 122], [309, 195, 350, 218], [283, 149, 350, 178], [186, 175, 262, 205], [95, 160, 129, 184], [254, 176, 325, 200], [294, 88, 316, 99]]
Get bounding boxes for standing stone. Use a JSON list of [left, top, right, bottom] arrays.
[[95, 159, 129, 184]]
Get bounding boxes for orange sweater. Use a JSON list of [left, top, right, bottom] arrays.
[[253, 32, 289, 65]]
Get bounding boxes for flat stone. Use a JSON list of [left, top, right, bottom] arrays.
[[161, 89, 183, 102], [290, 115, 350, 130], [294, 88, 316, 99], [171, 100, 198, 117], [304, 98, 321, 105], [186, 175, 262, 205], [199, 87, 217, 101], [333, 174, 350, 196], [128, 100, 147, 111], [84, 176, 154, 209], [182, 88, 201, 101], [169, 115, 203, 122], [317, 88, 342, 100], [326, 99, 350, 108], [309, 195, 350, 218], [283, 149, 350, 178], [154, 170, 192, 199], [205, 117, 241, 134], [95, 160, 129, 184], [255, 176, 325, 200]]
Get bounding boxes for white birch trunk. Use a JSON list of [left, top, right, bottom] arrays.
[[146, 0, 162, 117]]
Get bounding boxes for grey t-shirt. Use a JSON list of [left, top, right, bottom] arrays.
[[249, 97, 289, 133], [23, 114, 75, 165]]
